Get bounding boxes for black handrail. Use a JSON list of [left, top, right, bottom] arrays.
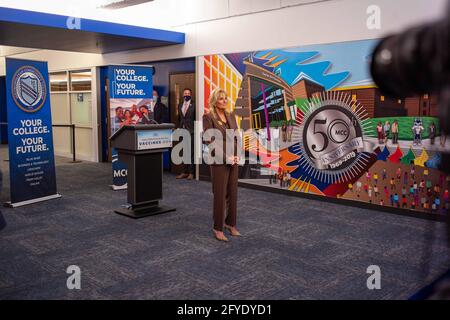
[[0, 122, 81, 163]]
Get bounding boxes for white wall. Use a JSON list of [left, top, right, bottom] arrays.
[[0, 0, 447, 73], [102, 0, 448, 63], [0, 50, 103, 75]]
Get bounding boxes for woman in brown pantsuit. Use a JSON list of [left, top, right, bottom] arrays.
[[203, 89, 241, 242]]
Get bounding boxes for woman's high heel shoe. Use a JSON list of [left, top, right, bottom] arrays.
[[224, 224, 242, 236], [213, 230, 229, 242]]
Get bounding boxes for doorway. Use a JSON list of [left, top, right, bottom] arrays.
[[169, 72, 195, 175]]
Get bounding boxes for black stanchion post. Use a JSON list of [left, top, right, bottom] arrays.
[[72, 124, 75, 162], [52, 124, 81, 163], [70, 124, 82, 163], [0, 211, 5, 231]]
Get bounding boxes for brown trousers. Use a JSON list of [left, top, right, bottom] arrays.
[[210, 164, 238, 231]]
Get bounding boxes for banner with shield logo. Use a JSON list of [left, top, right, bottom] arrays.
[[5, 58, 60, 206]]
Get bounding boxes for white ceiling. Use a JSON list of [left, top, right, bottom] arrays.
[[0, 0, 160, 27]]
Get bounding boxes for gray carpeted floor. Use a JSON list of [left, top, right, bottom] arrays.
[[0, 146, 450, 299]]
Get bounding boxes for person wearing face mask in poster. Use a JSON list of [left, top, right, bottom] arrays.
[[177, 88, 196, 180], [152, 89, 170, 124]]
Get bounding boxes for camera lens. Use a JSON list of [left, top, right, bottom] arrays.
[[371, 11, 449, 98]]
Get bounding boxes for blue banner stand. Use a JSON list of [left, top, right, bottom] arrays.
[[4, 58, 61, 207], [107, 64, 154, 191]]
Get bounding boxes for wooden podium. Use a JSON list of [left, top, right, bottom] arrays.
[[110, 124, 176, 218]]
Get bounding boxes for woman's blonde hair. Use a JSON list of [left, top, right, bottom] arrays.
[[208, 88, 228, 117]]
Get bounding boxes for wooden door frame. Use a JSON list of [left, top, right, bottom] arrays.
[[168, 71, 196, 119]]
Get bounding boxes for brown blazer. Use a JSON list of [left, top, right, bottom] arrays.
[[203, 110, 239, 165]]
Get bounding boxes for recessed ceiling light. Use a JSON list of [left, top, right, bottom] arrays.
[[97, 0, 154, 10]]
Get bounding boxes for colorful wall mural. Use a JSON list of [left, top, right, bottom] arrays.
[[199, 39, 449, 216]]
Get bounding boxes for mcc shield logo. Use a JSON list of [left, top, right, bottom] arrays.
[[11, 66, 47, 113]]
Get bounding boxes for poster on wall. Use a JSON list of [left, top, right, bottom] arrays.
[[199, 39, 449, 216], [5, 58, 60, 207], [107, 65, 153, 190]]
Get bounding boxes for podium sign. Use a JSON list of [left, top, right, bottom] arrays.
[[137, 129, 172, 150]]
